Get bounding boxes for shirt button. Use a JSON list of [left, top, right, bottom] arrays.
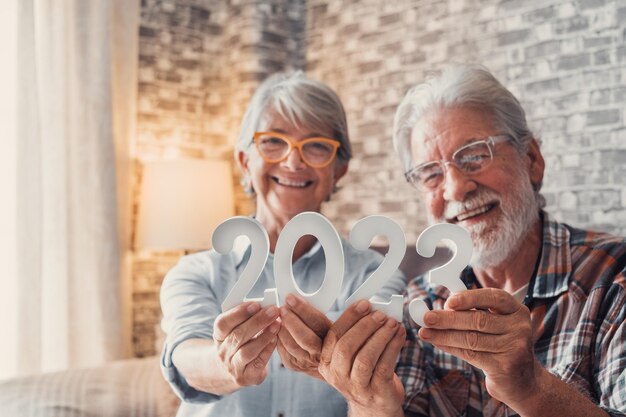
[[278, 414, 284, 417], [280, 362, 285, 368]]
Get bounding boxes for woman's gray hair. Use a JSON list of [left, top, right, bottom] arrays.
[[235, 71, 352, 168], [392, 65, 544, 207]]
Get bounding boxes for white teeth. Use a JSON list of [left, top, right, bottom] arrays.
[[276, 178, 308, 188], [456, 205, 492, 221]]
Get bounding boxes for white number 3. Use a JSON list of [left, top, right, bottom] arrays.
[[408, 223, 473, 327]]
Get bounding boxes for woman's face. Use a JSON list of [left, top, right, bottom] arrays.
[[238, 112, 348, 222]]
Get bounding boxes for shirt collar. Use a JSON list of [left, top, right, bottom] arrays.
[[531, 210, 572, 299]]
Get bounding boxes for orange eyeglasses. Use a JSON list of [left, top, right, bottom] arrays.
[[253, 131, 341, 168]]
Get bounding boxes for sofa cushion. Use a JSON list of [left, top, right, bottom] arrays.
[[0, 356, 179, 417]]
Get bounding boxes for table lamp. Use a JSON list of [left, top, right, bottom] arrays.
[[135, 159, 235, 251]]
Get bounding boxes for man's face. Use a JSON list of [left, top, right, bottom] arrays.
[[410, 106, 544, 269]]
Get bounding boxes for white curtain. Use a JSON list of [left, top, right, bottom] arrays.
[[7, 0, 139, 377]]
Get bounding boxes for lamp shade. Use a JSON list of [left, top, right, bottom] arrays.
[[135, 159, 235, 250]]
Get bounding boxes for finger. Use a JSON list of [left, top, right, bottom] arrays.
[[319, 300, 371, 370], [278, 328, 312, 362], [225, 306, 280, 349], [213, 302, 262, 342], [234, 321, 281, 366], [422, 309, 510, 334], [350, 318, 399, 387], [332, 299, 372, 338], [276, 339, 319, 375], [276, 339, 291, 366], [284, 294, 332, 337], [280, 306, 322, 354], [241, 337, 277, 385], [373, 325, 406, 382], [445, 288, 520, 314], [331, 310, 389, 378], [418, 328, 510, 354], [430, 343, 489, 370]]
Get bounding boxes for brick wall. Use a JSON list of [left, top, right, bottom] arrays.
[[133, 0, 306, 357], [132, 0, 626, 357], [308, 0, 626, 243]]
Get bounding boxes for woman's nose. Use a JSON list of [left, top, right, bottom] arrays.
[[280, 146, 307, 169]]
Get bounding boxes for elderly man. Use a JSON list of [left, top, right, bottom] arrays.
[[313, 66, 626, 417]]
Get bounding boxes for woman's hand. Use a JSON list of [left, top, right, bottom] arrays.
[[276, 294, 333, 379], [212, 301, 281, 388]]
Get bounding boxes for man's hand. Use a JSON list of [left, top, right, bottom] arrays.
[[419, 288, 541, 407], [318, 300, 406, 417], [212, 302, 281, 389], [276, 294, 332, 379]]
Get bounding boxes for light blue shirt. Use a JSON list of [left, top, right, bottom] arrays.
[[160, 236, 406, 417]]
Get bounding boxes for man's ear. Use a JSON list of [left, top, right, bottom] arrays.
[[526, 138, 545, 188]]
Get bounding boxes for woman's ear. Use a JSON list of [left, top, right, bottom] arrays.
[[237, 150, 254, 195], [237, 150, 249, 174], [334, 162, 348, 184]]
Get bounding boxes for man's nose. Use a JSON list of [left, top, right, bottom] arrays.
[[442, 164, 477, 202], [280, 146, 307, 169]]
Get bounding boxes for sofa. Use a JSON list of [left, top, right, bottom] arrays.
[[0, 356, 180, 417]]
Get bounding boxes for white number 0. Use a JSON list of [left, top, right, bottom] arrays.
[[274, 212, 344, 313]]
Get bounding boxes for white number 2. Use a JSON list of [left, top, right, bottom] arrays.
[[214, 217, 279, 312], [345, 215, 405, 321]]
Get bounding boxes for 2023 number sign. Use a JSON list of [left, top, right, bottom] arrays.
[[212, 212, 472, 325]]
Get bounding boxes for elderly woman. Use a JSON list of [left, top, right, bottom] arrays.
[[159, 71, 406, 417]]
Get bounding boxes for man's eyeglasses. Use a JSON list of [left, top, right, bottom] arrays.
[[253, 131, 340, 168], [404, 134, 512, 192]]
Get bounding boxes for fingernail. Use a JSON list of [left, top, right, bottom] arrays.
[[266, 306, 278, 317], [419, 329, 431, 340], [356, 300, 370, 314], [372, 310, 386, 323], [247, 303, 261, 314], [280, 306, 289, 316], [386, 318, 398, 328], [286, 294, 297, 307], [447, 297, 459, 309], [425, 312, 438, 325]]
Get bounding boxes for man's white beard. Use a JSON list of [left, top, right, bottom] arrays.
[[430, 170, 539, 270]]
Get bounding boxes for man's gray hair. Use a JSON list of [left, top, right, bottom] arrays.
[[393, 65, 535, 171], [235, 71, 352, 166], [392, 65, 544, 207]]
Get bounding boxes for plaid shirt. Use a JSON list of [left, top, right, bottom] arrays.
[[398, 212, 626, 417]]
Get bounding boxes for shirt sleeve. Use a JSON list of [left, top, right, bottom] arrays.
[[159, 252, 224, 403], [593, 269, 626, 416]]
